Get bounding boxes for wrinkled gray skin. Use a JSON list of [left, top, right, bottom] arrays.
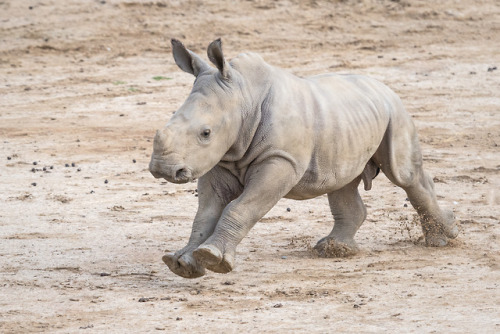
[[149, 39, 458, 278]]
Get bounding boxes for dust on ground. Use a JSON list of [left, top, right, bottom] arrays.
[[1, 0, 499, 332]]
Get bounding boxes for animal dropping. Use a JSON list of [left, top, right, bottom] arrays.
[[149, 39, 458, 278]]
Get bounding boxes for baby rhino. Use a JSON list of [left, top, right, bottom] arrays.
[[149, 39, 458, 278]]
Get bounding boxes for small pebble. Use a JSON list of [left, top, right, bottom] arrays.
[[43, 167, 47, 171], [286, 207, 291, 212], [50, 166, 54, 169], [133, 159, 136, 163], [404, 203, 408, 207], [100, 272, 110, 277], [77, 168, 81, 172], [90, 190, 95, 194], [138, 297, 148, 302], [176, 317, 182, 321], [71, 162, 76, 167], [31, 168, 36, 173], [31, 182, 37, 186], [7, 156, 11, 160], [104, 179, 108, 184], [281, 256, 287, 259], [33, 161, 37, 165], [65, 163, 70, 167]]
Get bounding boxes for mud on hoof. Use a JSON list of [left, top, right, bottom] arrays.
[[193, 244, 234, 274], [314, 237, 360, 258], [422, 210, 459, 247], [162, 252, 206, 279]]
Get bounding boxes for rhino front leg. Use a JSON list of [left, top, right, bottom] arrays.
[[163, 170, 240, 278], [315, 176, 366, 257], [193, 158, 299, 274]]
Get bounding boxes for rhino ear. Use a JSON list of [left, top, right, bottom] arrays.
[[207, 38, 230, 79], [171, 39, 210, 77]]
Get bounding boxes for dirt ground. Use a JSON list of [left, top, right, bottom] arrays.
[[1, 0, 499, 332]]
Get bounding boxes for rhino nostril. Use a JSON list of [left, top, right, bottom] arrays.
[[175, 168, 188, 179]]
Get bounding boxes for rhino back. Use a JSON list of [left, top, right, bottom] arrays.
[[285, 74, 398, 199]]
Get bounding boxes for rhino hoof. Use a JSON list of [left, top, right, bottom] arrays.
[[193, 244, 223, 267], [206, 252, 234, 274], [443, 210, 459, 239], [424, 235, 449, 247], [162, 252, 205, 279], [193, 245, 235, 273], [314, 238, 359, 258]]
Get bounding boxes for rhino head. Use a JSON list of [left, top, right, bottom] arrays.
[[149, 39, 246, 183]]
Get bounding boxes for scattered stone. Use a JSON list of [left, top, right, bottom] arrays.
[[353, 304, 361, 308], [7, 156, 11, 160], [404, 203, 408, 207], [286, 207, 291, 212], [138, 297, 149, 302], [77, 168, 81, 172], [176, 317, 182, 321], [33, 161, 37, 165], [133, 159, 136, 163], [50, 166, 54, 169], [90, 190, 95, 194], [79, 324, 94, 330], [31, 182, 37, 186], [65, 163, 70, 167], [31, 168, 36, 173], [71, 162, 76, 167], [100, 272, 111, 277], [487, 66, 497, 72], [281, 256, 287, 259], [273, 303, 283, 308], [104, 179, 108, 184]]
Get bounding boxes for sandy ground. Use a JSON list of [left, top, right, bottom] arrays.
[[1, 0, 499, 332]]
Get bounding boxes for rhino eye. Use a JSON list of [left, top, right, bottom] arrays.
[[201, 129, 211, 138]]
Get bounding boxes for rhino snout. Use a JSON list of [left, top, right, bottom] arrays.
[[149, 158, 193, 184]]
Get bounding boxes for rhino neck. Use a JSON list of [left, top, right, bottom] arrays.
[[220, 64, 273, 163], [220, 91, 266, 163]]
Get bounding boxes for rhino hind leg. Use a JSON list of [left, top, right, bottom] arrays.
[[373, 117, 458, 247], [314, 177, 366, 258], [399, 170, 458, 246]]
